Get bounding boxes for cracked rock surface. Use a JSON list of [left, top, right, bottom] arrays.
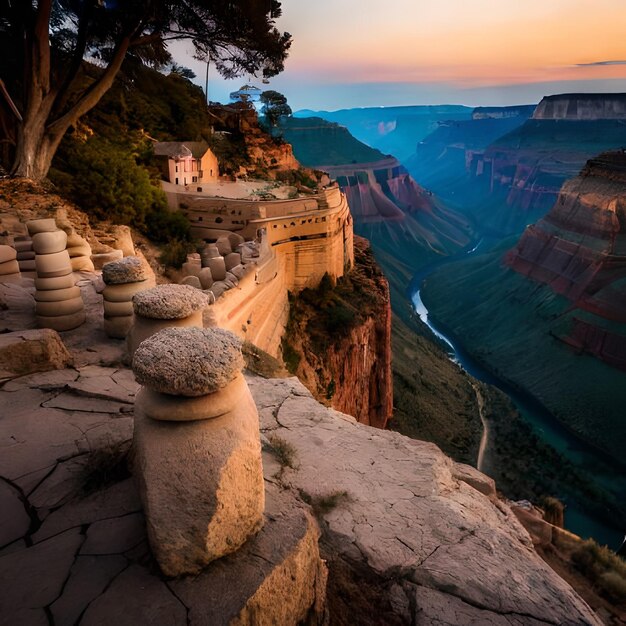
[[247, 375, 601, 626], [0, 366, 326, 626]]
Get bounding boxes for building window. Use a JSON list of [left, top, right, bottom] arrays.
[[192, 176, 197, 183], [175, 178, 178, 185], [175, 165, 178, 172]]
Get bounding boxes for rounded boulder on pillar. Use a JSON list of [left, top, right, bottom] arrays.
[[127, 284, 210, 355], [132, 327, 264, 576], [101, 256, 152, 339]]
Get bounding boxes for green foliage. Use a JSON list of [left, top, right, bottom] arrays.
[[206, 132, 251, 176], [50, 134, 166, 229], [572, 539, 626, 602], [145, 207, 191, 244], [158, 239, 196, 269], [281, 339, 301, 374], [260, 90, 292, 128]]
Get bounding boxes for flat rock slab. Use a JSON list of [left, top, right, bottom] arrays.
[[34, 479, 142, 544], [245, 374, 602, 626], [0, 528, 83, 618], [66, 367, 139, 404], [0, 480, 31, 548], [50, 554, 127, 626], [3, 368, 80, 391], [80, 513, 145, 555], [43, 392, 130, 414]]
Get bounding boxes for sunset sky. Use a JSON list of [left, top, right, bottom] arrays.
[[175, 0, 626, 110]]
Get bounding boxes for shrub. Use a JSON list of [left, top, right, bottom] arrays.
[[266, 435, 298, 469], [50, 135, 165, 229], [80, 440, 132, 496], [599, 571, 626, 602], [299, 489, 350, 517], [145, 206, 191, 243], [159, 239, 195, 269], [572, 538, 626, 601], [281, 339, 301, 374], [541, 496, 564, 528]]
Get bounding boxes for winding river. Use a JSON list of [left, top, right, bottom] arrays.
[[408, 241, 625, 550]]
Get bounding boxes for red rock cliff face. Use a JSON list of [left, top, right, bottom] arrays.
[[283, 236, 393, 428], [322, 158, 472, 253], [504, 151, 626, 368]]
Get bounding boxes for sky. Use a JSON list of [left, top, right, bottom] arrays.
[[172, 0, 626, 111]]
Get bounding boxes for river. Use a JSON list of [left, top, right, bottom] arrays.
[[409, 241, 625, 550]]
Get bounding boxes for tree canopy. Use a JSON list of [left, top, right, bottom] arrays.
[[0, 0, 291, 179], [260, 89, 292, 128]]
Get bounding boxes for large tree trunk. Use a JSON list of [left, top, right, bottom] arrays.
[[8, 0, 132, 181], [11, 108, 62, 180]]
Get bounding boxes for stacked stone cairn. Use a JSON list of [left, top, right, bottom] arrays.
[[13, 236, 35, 274], [127, 283, 210, 356], [101, 256, 154, 339], [63, 226, 95, 272], [27, 219, 86, 331], [132, 327, 265, 576], [0, 244, 21, 283]]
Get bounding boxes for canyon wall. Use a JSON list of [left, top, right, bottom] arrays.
[[283, 237, 393, 429], [407, 99, 626, 236], [504, 151, 626, 368]]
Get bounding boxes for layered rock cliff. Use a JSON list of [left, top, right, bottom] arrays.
[[282, 236, 392, 429], [407, 98, 626, 236], [504, 151, 626, 368], [533, 93, 626, 120]]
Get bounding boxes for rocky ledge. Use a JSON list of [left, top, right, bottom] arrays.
[[0, 357, 600, 624]]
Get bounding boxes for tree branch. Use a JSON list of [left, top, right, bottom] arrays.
[[47, 34, 131, 138], [0, 79, 23, 122], [51, 0, 96, 117]]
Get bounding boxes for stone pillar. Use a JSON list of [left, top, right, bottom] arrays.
[[0, 245, 21, 283], [64, 227, 95, 272], [13, 236, 35, 274], [127, 284, 210, 356], [28, 219, 86, 332], [101, 256, 155, 339], [132, 327, 265, 576]]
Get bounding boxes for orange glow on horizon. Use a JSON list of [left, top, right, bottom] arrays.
[[281, 0, 626, 88]]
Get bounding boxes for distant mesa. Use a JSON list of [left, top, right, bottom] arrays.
[[533, 93, 626, 120], [472, 105, 537, 120]]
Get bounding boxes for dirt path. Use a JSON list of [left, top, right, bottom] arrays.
[[472, 381, 489, 472]]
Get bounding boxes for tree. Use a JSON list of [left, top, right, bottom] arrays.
[[0, 1, 291, 181], [260, 89, 291, 128]]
